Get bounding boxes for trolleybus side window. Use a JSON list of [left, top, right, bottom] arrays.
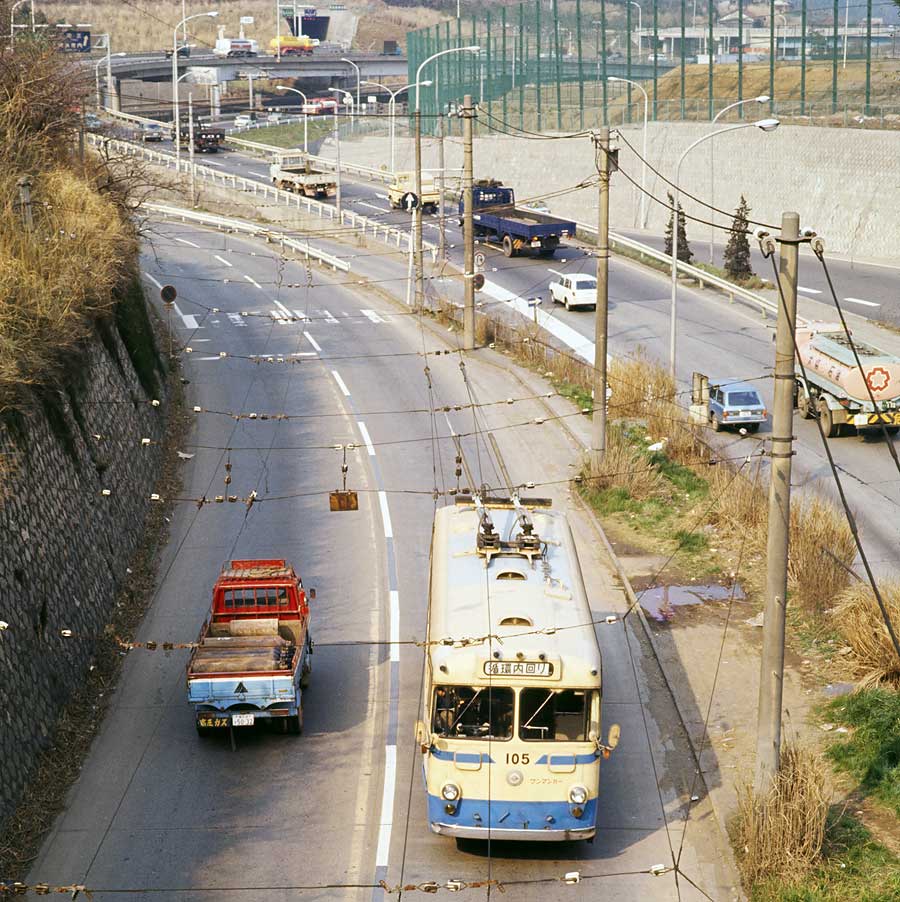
[[519, 689, 594, 741], [432, 686, 514, 739]]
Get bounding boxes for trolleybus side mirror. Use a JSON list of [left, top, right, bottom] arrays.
[[415, 719, 429, 751], [309, 587, 316, 600], [606, 724, 621, 752]]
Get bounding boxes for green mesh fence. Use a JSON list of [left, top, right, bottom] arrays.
[[407, 0, 900, 136]]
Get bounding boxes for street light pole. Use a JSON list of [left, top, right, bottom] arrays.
[[709, 94, 769, 263], [362, 79, 433, 174], [330, 90, 349, 217], [341, 57, 361, 123], [669, 119, 780, 378], [275, 85, 308, 152], [174, 11, 219, 162], [415, 45, 480, 309], [9, 0, 29, 49], [608, 76, 648, 229], [629, 2, 642, 61]]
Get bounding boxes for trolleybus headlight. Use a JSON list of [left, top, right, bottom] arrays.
[[442, 783, 461, 802], [568, 785, 588, 806]]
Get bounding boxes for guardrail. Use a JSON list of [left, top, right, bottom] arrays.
[[143, 202, 351, 272], [86, 134, 437, 262]]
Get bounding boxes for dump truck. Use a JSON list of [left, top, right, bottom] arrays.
[[269, 35, 317, 56], [389, 171, 440, 213], [270, 153, 337, 197], [179, 121, 224, 153], [459, 180, 576, 257], [187, 559, 314, 736], [796, 322, 900, 438]]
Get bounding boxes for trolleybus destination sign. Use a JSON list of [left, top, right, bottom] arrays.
[[483, 660, 553, 677]]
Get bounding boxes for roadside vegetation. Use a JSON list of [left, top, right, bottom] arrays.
[[0, 33, 144, 411]]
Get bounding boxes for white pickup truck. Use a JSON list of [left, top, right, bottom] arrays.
[[548, 271, 598, 311]]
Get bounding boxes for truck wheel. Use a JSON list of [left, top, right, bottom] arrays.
[[564, 297, 570, 311], [797, 388, 814, 419], [887, 427, 900, 436], [196, 724, 213, 738], [502, 235, 515, 258], [285, 710, 303, 735], [818, 400, 839, 438]]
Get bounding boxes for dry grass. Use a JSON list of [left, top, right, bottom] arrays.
[[0, 33, 135, 409], [832, 582, 900, 687], [734, 742, 831, 887], [585, 424, 665, 500]]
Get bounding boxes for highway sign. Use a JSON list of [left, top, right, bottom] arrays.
[[240, 16, 255, 25], [160, 285, 177, 304], [60, 30, 91, 53], [401, 191, 419, 211], [474, 252, 486, 269]]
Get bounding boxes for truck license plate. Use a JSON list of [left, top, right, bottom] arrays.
[[232, 713, 255, 727]]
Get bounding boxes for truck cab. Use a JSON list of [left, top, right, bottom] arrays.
[[389, 171, 439, 213], [187, 559, 313, 735]]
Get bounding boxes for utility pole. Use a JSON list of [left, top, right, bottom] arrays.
[[754, 211, 800, 794], [413, 108, 425, 309], [437, 99, 446, 267], [590, 126, 611, 470], [188, 93, 196, 206], [17, 175, 33, 229], [462, 94, 475, 351], [334, 103, 342, 217]]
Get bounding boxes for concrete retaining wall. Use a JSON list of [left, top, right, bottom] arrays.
[[0, 315, 169, 831], [325, 121, 900, 264]]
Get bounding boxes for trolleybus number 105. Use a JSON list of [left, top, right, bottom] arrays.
[[482, 660, 553, 677], [505, 753, 530, 765]]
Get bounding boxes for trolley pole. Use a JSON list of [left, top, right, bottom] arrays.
[[590, 126, 611, 471], [462, 94, 475, 351], [414, 109, 425, 309], [754, 211, 800, 794]]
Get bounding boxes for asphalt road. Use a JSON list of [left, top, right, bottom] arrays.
[[27, 220, 739, 900]]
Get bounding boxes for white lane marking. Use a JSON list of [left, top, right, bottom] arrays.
[[292, 309, 312, 322], [227, 312, 245, 327], [172, 303, 199, 330], [293, 351, 317, 357], [322, 309, 338, 324], [304, 331, 322, 353], [174, 236, 200, 248], [424, 223, 440, 231], [844, 296, 880, 307], [797, 285, 822, 295], [142, 271, 163, 289], [357, 421, 376, 456], [378, 491, 394, 539], [270, 309, 290, 324], [197, 356, 223, 361], [200, 159, 225, 167], [389, 590, 400, 663], [360, 309, 386, 324], [375, 193, 389, 200], [443, 411, 457, 436], [243, 274, 263, 289], [374, 744, 397, 867], [273, 299, 295, 320], [332, 370, 351, 397], [214, 254, 234, 268], [357, 200, 387, 213]]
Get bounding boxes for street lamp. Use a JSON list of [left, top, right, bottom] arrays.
[[174, 10, 218, 161], [413, 45, 480, 308], [9, 0, 31, 49], [94, 48, 126, 110], [708, 95, 769, 263], [341, 57, 361, 122], [608, 76, 648, 229], [668, 118, 780, 377], [361, 79, 432, 173], [329, 88, 353, 217], [275, 85, 309, 152], [629, 2, 642, 61]]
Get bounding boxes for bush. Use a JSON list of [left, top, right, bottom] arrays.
[[832, 582, 900, 686]]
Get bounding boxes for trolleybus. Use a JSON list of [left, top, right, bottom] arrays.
[[416, 496, 620, 841]]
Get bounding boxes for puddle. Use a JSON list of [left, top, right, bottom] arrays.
[[639, 583, 746, 622]]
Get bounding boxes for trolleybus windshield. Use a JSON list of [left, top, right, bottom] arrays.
[[519, 689, 594, 741], [432, 686, 513, 739]]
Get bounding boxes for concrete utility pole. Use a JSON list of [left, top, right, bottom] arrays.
[[436, 81, 446, 267], [590, 127, 611, 470], [462, 94, 475, 350], [17, 175, 33, 229], [754, 211, 800, 794], [188, 93, 196, 206], [413, 108, 425, 308]]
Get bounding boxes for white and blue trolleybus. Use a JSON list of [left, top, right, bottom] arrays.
[[417, 495, 620, 841]]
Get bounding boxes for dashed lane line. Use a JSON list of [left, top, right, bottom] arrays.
[[214, 254, 234, 268], [304, 331, 322, 353], [331, 370, 351, 397]]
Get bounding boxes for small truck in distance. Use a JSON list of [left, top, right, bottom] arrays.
[[187, 559, 313, 736], [460, 179, 576, 257], [270, 153, 338, 198], [389, 171, 439, 213]]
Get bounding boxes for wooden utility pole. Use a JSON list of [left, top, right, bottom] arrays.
[[755, 211, 800, 793], [462, 94, 475, 351], [590, 127, 611, 471], [414, 109, 425, 309]]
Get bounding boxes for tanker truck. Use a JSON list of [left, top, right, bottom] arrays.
[[795, 322, 900, 438]]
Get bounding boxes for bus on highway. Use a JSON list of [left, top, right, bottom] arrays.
[[417, 496, 620, 841]]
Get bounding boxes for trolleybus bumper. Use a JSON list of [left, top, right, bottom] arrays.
[[430, 823, 596, 841]]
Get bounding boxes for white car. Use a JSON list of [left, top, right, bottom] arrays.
[[266, 111, 284, 124], [548, 272, 597, 311]]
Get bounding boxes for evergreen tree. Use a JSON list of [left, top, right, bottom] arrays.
[[665, 192, 693, 264], [724, 195, 753, 281]]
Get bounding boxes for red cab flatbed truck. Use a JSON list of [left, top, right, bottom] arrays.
[[187, 559, 313, 736]]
